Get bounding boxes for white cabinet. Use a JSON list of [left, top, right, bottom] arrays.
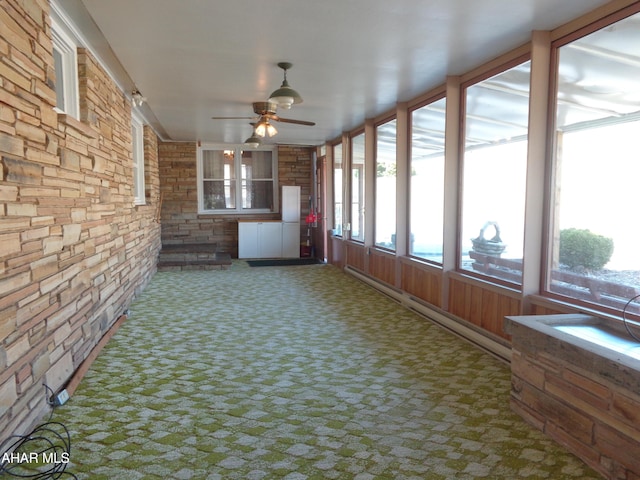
[[281, 186, 301, 258], [238, 186, 302, 259], [259, 222, 283, 258], [282, 186, 300, 223], [238, 221, 286, 258], [282, 222, 300, 258], [238, 222, 258, 258]]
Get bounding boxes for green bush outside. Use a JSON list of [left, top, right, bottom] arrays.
[[559, 228, 614, 271]]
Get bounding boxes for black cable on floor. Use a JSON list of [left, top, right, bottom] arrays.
[[0, 385, 78, 479]]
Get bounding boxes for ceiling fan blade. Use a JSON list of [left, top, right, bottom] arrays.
[[272, 116, 315, 126], [211, 116, 256, 120]]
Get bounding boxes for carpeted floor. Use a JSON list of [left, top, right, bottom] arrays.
[[53, 261, 600, 479]]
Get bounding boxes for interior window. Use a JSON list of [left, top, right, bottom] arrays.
[[198, 146, 276, 213], [410, 97, 446, 263], [375, 119, 397, 250], [460, 60, 531, 285], [547, 12, 640, 315], [241, 150, 274, 209]]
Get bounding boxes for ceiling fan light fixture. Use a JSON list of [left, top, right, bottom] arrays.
[[255, 119, 277, 138], [269, 62, 303, 110], [266, 122, 277, 137], [244, 132, 262, 148]]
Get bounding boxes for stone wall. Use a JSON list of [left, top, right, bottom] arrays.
[[0, 0, 161, 443], [507, 317, 640, 479], [159, 143, 313, 256]]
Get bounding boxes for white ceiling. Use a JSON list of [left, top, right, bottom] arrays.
[[55, 0, 615, 146]]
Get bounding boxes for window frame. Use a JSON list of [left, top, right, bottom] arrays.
[[374, 116, 398, 251], [457, 55, 532, 289], [332, 142, 344, 236], [51, 18, 79, 118], [542, 7, 640, 318], [196, 144, 278, 215], [131, 113, 146, 205], [349, 130, 366, 243], [408, 94, 447, 265]]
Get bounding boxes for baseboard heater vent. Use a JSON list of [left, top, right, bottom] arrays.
[[344, 266, 511, 364]]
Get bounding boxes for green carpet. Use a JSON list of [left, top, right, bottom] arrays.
[[53, 262, 599, 479], [246, 258, 322, 267]]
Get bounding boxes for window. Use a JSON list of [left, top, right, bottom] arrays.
[[460, 60, 531, 285], [547, 11, 640, 315], [131, 114, 145, 205], [51, 19, 79, 118], [197, 145, 277, 213], [333, 143, 343, 236], [410, 97, 446, 263], [375, 119, 397, 249], [350, 132, 365, 242]]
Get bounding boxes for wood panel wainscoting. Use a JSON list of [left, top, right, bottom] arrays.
[[329, 235, 344, 268], [400, 258, 443, 309], [345, 242, 366, 272], [369, 249, 397, 286], [448, 273, 521, 340], [327, 241, 522, 344]]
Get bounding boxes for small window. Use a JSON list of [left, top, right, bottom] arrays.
[[132, 114, 145, 205], [197, 145, 277, 214], [51, 19, 79, 118]]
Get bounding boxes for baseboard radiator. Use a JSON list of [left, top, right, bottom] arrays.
[[344, 266, 512, 364]]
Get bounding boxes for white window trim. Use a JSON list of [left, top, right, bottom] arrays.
[[197, 143, 278, 214], [51, 17, 79, 118], [132, 113, 146, 205]]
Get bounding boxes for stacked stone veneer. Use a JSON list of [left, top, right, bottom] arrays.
[[159, 143, 313, 257], [507, 319, 640, 479], [0, 0, 161, 443]]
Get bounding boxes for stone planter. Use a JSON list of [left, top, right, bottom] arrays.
[[471, 221, 506, 256]]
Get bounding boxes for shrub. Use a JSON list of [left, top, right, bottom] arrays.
[[559, 228, 614, 271]]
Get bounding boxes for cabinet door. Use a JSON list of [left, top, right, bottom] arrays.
[[282, 223, 300, 258], [282, 186, 300, 223], [238, 222, 259, 258], [258, 222, 282, 258]]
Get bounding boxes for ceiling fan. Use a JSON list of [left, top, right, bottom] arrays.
[[212, 101, 315, 135], [212, 62, 315, 143]]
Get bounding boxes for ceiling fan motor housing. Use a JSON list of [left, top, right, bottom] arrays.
[[253, 101, 278, 115]]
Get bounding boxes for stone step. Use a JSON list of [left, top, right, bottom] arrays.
[[157, 243, 232, 271]]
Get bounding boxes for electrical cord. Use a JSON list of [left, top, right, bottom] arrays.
[[0, 385, 78, 479], [622, 294, 640, 343]]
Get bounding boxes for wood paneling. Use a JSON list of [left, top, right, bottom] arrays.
[[400, 260, 442, 308], [345, 242, 365, 272], [369, 250, 396, 286], [448, 275, 521, 339], [329, 236, 343, 267]]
